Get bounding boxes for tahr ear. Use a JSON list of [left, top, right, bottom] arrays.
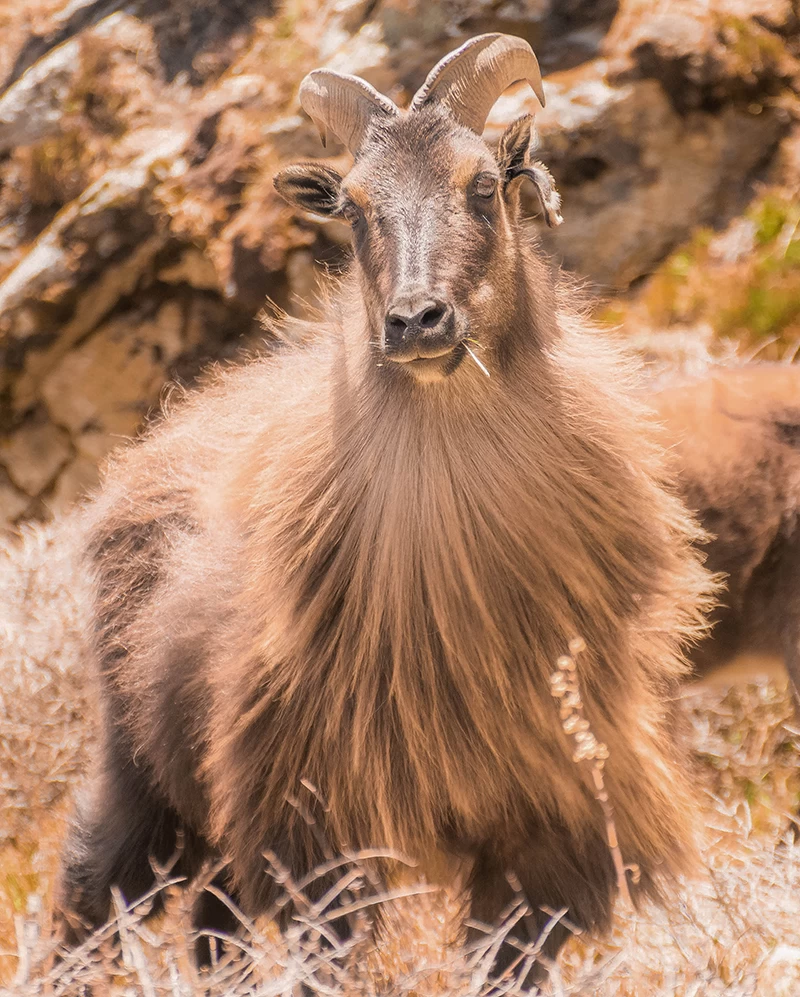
[[273, 163, 344, 216], [498, 114, 534, 176], [498, 114, 563, 228]]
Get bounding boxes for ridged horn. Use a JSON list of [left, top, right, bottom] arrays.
[[410, 33, 545, 135], [299, 69, 399, 155]]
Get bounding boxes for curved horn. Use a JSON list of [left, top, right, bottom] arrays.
[[299, 69, 399, 156], [410, 33, 545, 135]]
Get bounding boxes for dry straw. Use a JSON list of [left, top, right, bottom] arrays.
[[549, 637, 640, 907]]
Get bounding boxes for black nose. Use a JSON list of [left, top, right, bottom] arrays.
[[384, 297, 455, 359]]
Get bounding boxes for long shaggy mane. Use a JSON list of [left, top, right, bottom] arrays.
[[76, 251, 716, 936]]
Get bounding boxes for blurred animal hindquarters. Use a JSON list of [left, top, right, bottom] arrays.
[[653, 364, 800, 785], [53, 33, 715, 991]]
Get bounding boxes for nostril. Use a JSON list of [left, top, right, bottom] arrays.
[[386, 315, 408, 335], [419, 305, 446, 329]]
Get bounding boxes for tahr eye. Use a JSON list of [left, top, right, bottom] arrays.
[[339, 199, 364, 225], [472, 173, 497, 199]]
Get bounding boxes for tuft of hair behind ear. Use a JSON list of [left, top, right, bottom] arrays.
[[273, 163, 344, 217], [514, 161, 563, 227]]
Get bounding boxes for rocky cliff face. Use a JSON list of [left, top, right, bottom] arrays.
[[0, 0, 798, 527]]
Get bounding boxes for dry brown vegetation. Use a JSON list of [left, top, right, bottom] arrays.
[[1, 525, 800, 995]]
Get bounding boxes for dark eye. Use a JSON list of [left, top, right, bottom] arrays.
[[339, 199, 364, 225], [472, 173, 497, 199]]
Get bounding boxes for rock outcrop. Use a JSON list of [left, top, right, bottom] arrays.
[[0, 0, 797, 526]]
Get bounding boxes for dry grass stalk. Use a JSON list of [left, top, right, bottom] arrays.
[[549, 637, 639, 907]]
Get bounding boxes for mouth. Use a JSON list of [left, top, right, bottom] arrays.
[[393, 342, 467, 381]]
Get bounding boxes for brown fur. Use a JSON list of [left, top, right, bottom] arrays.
[[652, 365, 800, 694], [56, 98, 716, 982]]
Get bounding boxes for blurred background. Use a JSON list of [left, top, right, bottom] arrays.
[[0, 0, 798, 530]]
